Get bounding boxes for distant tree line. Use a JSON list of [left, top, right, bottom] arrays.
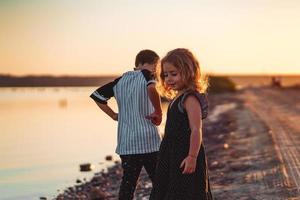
[[0, 74, 118, 87]]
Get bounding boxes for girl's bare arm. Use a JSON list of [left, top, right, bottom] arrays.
[[180, 95, 202, 174]]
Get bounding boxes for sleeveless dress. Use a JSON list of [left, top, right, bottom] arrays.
[[150, 90, 213, 200]]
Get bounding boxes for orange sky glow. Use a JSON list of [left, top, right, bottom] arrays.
[[0, 0, 300, 76]]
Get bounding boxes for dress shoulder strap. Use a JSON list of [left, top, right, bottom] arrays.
[[178, 90, 209, 119]]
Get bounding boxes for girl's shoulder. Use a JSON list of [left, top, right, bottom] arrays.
[[178, 90, 208, 119]]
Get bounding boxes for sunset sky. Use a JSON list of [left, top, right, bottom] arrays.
[[0, 0, 299, 76]]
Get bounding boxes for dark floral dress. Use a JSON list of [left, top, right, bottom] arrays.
[[150, 90, 213, 200]]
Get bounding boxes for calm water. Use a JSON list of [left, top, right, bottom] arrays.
[[0, 87, 166, 200]]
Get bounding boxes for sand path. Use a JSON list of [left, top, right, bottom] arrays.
[[242, 87, 300, 197]]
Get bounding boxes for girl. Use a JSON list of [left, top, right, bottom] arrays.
[[150, 48, 213, 200]]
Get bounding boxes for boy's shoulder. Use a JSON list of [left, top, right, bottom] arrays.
[[122, 69, 141, 76], [122, 69, 153, 80]]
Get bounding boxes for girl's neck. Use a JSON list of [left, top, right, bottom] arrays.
[[175, 89, 187, 98]]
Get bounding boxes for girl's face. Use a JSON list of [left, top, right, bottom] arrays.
[[162, 62, 185, 92]]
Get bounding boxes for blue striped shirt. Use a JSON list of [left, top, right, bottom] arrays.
[[90, 69, 161, 155]]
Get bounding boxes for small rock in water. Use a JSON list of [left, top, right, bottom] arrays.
[[80, 163, 92, 172], [76, 179, 82, 184], [105, 155, 113, 161], [58, 99, 68, 108], [40, 197, 47, 200]]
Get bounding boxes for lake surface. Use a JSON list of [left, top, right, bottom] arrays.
[[0, 87, 166, 200]]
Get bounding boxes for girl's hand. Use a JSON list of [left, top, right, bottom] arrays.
[[180, 155, 197, 174]]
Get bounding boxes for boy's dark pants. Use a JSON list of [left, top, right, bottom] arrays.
[[119, 152, 158, 200]]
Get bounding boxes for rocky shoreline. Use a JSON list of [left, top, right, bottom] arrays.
[[54, 91, 296, 200]]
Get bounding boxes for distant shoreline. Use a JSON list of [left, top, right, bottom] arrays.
[[0, 74, 299, 87], [0, 75, 118, 87]]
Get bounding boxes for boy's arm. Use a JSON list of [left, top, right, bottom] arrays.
[[141, 69, 162, 125], [90, 77, 121, 121], [147, 84, 162, 114], [95, 101, 118, 121], [146, 84, 162, 125]]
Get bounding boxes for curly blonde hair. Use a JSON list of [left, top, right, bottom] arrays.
[[157, 48, 208, 99]]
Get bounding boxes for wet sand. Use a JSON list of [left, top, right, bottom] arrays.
[[55, 87, 300, 200]]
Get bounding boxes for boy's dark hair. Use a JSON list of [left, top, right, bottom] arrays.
[[135, 49, 159, 67]]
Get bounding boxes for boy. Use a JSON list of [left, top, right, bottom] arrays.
[[90, 49, 162, 200]]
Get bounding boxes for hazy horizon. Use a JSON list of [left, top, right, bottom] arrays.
[[1, 72, 300, 77]]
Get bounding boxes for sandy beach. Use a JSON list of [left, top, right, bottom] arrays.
[[206, 87, 300, 200], [55, 87, 300, 200]]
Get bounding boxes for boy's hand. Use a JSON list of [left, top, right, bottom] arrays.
[[145, 112, 162, 126], [180, 155, 197, 174]]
